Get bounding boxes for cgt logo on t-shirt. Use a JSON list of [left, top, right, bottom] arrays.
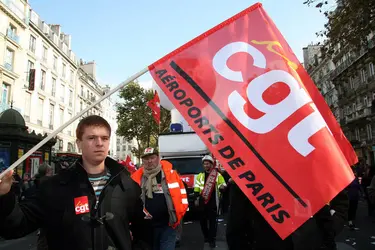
[[74, 196, 90, 215]]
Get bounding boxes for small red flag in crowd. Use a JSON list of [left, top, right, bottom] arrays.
[[147, 91, 161, 124], [125, 155, 137, 174], [119, 155, 137, 174]]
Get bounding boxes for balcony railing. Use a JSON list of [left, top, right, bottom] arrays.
[[6, 28, 19, 44], [0, 102, 9, 113], [3, 62, 13, 71], [331, 39, 375, 80], [345, 107, 372, 123]]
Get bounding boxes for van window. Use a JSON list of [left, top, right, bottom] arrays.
[[164, 158, 203, 175]]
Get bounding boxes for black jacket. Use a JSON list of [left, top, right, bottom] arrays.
[[293, 189, 348, 250], [0, 157, 150, 250], [226, 183, 348, 250], [226, 183, 294, 250]]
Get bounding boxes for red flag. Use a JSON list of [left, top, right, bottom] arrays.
[[119, 156, 137, 174], [148, 3, 356, 238], [125, 155, 137, 174], [147, 91, 161, 124]]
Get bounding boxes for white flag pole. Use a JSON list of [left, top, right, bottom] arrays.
[[0, 67, 149, 179]]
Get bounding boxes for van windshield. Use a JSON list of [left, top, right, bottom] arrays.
[[164, 158, 203, 175]]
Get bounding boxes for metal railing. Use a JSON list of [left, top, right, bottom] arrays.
[[0, 102, 9, 113], [331, 38, 375, 80], [4, 62, 12, 71], [6, 28, 19, 44]]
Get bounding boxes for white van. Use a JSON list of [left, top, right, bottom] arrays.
[[159, 131, 207, 211]]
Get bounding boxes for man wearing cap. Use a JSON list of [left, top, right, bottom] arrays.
[[194, 155, 226, 248], [131, 147, 188, 250]]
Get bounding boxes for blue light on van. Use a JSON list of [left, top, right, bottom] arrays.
[[170, 123, 183, 132]]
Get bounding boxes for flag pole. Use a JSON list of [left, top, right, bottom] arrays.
[[0, 67, 149, 179]]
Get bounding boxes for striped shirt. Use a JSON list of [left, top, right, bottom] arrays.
[[88, 169, 111, 199]]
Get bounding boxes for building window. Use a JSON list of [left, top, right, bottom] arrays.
[[26, 60, 34, 81], [67, 112, 72, 135], [29, 35, 36, 53], [70, 70, 74, 84], [353, 103, 356, 112], [360, 69, 367, 83], [69, 89, 73, 107], [367, 124, 373, 140], [49, 104, 54, 129], [87, 90, 89, 99], [1, 83, 9, 108], [364, 96, 368, 107], [53, 55, 57, 70], [80, 101, 83, 111], [7, 24, 19, 44], [37, 98, 43, 126], [51, 78, 56, 97], [60, 84, 65, 103], [59, 139, 63, 151], [8, 24, 17, 36], [40, 70, 46, 91], [370, 63, 375, 77], [24, 92, 31, 122], [4, 47, 14, 71], [349, 77, 354, 89], [62, 63, 66, 78], [59, 108, 64, 126], [122, 145, 126, 151], [67, 142, 74, 152], [357, 97, 362, 106], [42, 46, 48, 62], [355, 128, 360, 140]]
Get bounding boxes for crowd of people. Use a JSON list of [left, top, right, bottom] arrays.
[[0, 115, 374, 250]]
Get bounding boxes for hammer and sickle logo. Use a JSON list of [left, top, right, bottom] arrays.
[[251, 40, 298, 71]]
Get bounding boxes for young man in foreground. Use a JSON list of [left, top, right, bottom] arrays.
[[0, 115, 149, 250]]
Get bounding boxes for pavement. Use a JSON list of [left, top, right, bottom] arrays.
[[335, 199, 375, 250], [0, 232, 37, 250], [179, 217, 227, 250]]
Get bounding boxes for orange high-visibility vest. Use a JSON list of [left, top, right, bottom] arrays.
[[131, 160, 188, 228]]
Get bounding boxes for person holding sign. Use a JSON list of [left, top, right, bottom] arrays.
[[0, 115, 149, 250], [194, 155, 226, 248]]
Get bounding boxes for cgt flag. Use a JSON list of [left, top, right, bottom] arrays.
[[125, 155, 137, 174], [147, 91, 161, 124], [148, 3, 357, 238]]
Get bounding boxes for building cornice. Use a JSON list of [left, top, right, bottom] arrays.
[[0, 1, 28, 29], [29, 22, 78, 70]]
